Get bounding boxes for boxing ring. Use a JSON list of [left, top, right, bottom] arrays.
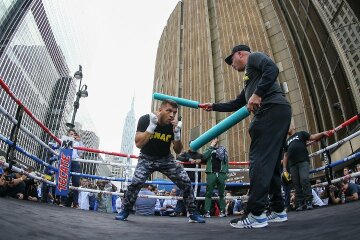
[[0, 78, 359, 199], [0, 78, 360, 239]]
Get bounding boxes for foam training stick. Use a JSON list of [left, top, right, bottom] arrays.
[[190, 106, 250, 151], [153, 93, 200, 109]]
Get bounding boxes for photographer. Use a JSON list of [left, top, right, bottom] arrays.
[[23, 167, 39, 202], [329, 180, 360, 204], [0, 168, 26, 199]]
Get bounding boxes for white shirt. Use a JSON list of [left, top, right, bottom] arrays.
[[116, 197, 122, 213], [78, 191, 91, 210], [37, 184, 42, 198], [312, 189, 326, 207], [72, 140, 84, 159], [162, 199, 177, 209]]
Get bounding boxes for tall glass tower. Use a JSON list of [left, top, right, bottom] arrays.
[[120, 96, 136, 156], [0, 0, 78, 167], [110, 97, 136, 187]]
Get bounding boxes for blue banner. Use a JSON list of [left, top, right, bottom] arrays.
[[55, 148, 72, 196]]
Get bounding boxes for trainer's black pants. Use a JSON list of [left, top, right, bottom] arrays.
[[246, 104, 291, 216]]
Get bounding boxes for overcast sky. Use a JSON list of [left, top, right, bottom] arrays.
[[61, 0, 179, 153]]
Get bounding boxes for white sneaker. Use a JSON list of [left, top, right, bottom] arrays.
[[267, 210, 288, 223], [219, 211, 227, 217], [203, 212, 211, 218], [230, 212, 268, 229]]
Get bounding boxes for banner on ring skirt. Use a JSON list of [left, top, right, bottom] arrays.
[[55, 148, 73, 196]]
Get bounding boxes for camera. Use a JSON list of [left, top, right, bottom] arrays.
[[4, 175, 13, 182]]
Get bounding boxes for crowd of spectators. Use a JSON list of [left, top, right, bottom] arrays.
[[0, 162, 359, 218], [285, 164, 360, 211], [1, 125, 359, 219]]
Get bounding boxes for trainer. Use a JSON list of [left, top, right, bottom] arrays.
[[202, 44, 291, 228]]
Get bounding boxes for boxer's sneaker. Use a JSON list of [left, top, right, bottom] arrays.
[[115, 209, 130, 221], [267, 210, 288, 223], [189, 212, 206, 223], [230, 212, 268, 229]]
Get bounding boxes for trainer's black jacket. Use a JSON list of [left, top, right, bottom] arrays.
[[213, 52, 289, 112]]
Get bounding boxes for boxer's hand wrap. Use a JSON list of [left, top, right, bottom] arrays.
[[174, 121, 182, 141], [146, 113, 158, 133]]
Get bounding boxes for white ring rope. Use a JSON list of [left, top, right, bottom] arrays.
[[2, 90, 358, 201], [0, 105, 58, 156], [0, 158, 247, 201], [73, 158, 248, 172], [311, 172, 360, 188], [309, 129, 360, 158]]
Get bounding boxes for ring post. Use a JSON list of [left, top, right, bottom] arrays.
[[194, 163, 199, 198], [55, 143, 73, 197], [190, 106, 250, 151]]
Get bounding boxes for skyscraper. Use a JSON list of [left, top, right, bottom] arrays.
[[110, 97, 136, 185], [78, 127, 100, 175], [120, 96, 136, 156], [153, 0, 359, 182], [0, 0, 77, 167]]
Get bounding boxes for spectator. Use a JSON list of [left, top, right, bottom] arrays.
[[66, 129, 84, 208], [0, 167, 7, 197], [343, 167, 355, 183], [355, 164, 360, 185], [24, 179, 38, 202], [0, 169, 26, 199], [172, 148, 204, 217], [155, 190, 166, 216], [311, 189, 326, 207], [282, 125, 327, 211], [177, 148, 203, 195], [329, 180, 360, 204], [313, 179, 328, 205], [41, 154, 57, 203], [20, 167, 37, 202], [78, 179, 92, 210], [281, 158, 292, 212], [88, 183, 97, 211], [289, 190, 296, 210], [135, 185, 157, 216], [233, 198, 245, 216], [110, 184, 119, 213], [313, 179, 324, 196], [116, 192, 122, 213], [96, 180, 113, 213], [161, 188, 178, 216], [225, 192, 235, 216], [202, 137, 229, 218]]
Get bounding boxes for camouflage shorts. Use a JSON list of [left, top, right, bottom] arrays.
[[122, 153, 197, 213]]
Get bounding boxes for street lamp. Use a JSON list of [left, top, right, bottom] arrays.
[[66, 65, 88, 129]]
